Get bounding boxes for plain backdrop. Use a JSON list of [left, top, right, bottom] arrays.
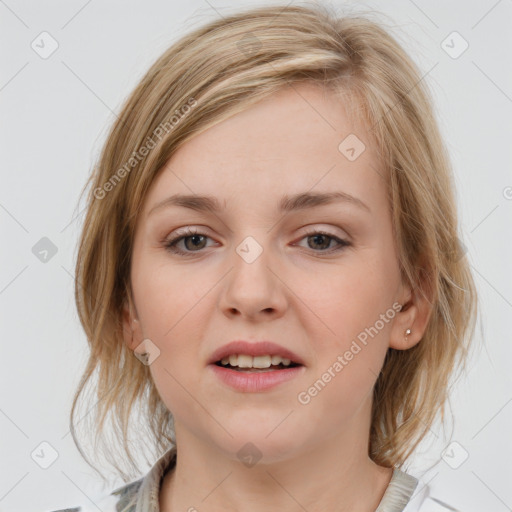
[[1, 0, 511, 510]]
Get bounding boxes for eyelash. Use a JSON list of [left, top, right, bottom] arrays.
[[163, 227, 350, 256]]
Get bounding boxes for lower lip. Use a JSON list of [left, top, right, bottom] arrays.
[[209, 364, 305, 392]]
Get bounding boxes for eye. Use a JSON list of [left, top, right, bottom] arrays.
[[163, 227, 350, 256], [295, 229, 350, 254], [164, 227, 215, 255]]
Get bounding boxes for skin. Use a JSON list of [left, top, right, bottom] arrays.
[[122, 82, 432, 511]]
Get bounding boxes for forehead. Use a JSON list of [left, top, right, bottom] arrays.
[[142, 83, 385, 216]]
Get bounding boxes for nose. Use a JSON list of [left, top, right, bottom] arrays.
[[219, 240, 288, 321]]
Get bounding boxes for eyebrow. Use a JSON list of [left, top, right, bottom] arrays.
[[148, 191, 371, 217]]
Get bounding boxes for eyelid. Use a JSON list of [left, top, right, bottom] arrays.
[[299, 224, 348, 238], [161, 225, 212, 243]]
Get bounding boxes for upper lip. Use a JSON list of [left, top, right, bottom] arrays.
[[208, 340, 305, 366]]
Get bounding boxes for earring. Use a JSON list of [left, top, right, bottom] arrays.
[[405, 328, 412, 340]]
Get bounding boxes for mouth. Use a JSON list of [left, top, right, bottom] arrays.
[[209, 354, 305, 392], [208, 340, 305, 368], [214, 354, 302, 372]]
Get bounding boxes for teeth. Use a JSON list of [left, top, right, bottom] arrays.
[[237, 354, 252, 368], [219, 354, 293, 368], [253, 355, 271, 368], [271, 355, 281, 365]]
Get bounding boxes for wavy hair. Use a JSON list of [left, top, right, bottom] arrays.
[[70, 1, 479, 481]]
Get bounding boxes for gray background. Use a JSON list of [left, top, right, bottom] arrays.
[[1, 0, 511, 510]]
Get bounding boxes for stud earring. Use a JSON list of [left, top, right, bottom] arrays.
[[405, 328, 412, 340]]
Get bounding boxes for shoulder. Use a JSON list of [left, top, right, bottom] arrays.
[[402, 475, 461, 512], [47, 446, 177, 512], [46, 478, 143, 512]]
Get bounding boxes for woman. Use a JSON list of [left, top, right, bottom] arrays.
[[55, 3, 478, 511]]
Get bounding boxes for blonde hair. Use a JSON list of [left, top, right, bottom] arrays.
[[71, 1, 479, 481]]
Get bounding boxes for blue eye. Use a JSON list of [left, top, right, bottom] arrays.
[[164, 228, 350, 256]]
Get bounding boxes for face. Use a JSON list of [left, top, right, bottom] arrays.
[[124, 83, 416, 463]]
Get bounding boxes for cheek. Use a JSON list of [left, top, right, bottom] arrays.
[[305, 255, 396, 383], [305, 258, 393, 336], [131, 257, 211, 390], [134, 264, 209, 416], [133, 255, 212, 335]]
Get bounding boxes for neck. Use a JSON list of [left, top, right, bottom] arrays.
[[159, 401, 393, 512]]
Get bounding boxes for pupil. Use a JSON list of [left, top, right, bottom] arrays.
[[185, 235, 206, 250], [309, 234, 329, 250]]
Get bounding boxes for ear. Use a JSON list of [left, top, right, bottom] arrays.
[[122, 291, 142, 352], [390, 269, 434, 350]]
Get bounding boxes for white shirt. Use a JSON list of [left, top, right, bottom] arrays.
[[51, 446, 459, 512]]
